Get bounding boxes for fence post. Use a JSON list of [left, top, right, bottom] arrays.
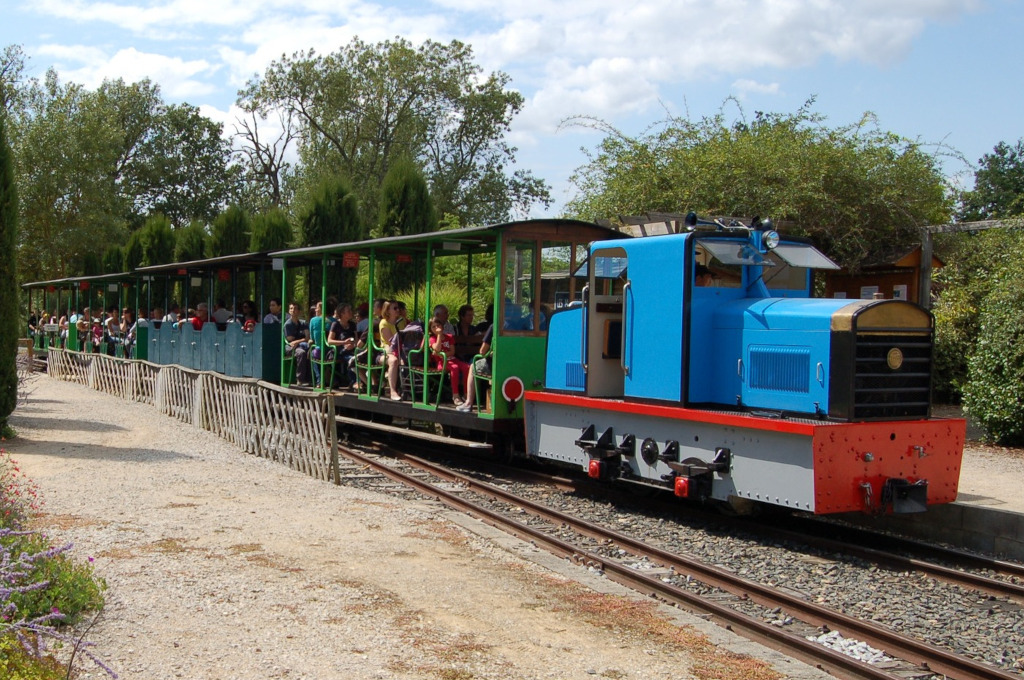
[[327, 393, 340, 485]]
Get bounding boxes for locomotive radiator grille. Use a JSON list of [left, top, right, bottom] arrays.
[[851, 331, 932, 419]]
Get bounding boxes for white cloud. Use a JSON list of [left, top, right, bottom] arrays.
[[37, 44, 217, 98], [733, 79, 781, 97], [24, 0, 984, 154]]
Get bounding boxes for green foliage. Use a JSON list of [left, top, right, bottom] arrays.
[[239, 37, 550, 227], [391, 279, 491, 324], [375, 156, 437, 293], [137, 214, 175, 266], [208, 204, 251, 257], [962, 274, 1024, 445], [565, 100, 951, 271], [932, 222, 1024, 441], [122, 229, 144, 271], [0, 635, 64, 680], [123, 102, 239, 228], [1, 45, 27, 116], [101, 246, 123, 274], [957, 139, 1024, 220], [0, 114, 19, 429], [251, 207, 294, 301], [10, 70, 129, 281], [2, 532, 106, 625], [250, 207, 293, 252], [299, 174, 364, 299], [7, 67, 237, 282], [175, 219, 208, 262]]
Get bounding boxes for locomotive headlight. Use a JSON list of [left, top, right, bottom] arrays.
[[763, 230, 780, 249]]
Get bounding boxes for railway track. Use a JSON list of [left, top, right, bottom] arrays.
[[331, 433, 1022, 680]]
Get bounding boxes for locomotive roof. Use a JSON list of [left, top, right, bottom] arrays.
[[269, 218, 622, 262]]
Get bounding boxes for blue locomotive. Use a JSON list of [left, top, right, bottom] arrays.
[[526, 217, 964, 514]]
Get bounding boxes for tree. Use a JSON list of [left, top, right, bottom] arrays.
[[957, 226, 1024, 444], [175, 220, 208, 262], [298, 175, 364, 299], [238, 37, 550, 227], [8, 70, 239, 282], [251, 207, 294, 301], [374, 156, 436, 294], [565, 101, 951, 271], [125, 103, 239, 228], [208, 205, 251, 258], [1, 44, 26, 116], [250, 207, 293, 253], [233, 110, 295, 211], [13, 70, 128, 280], [0, 114, 20, 429], [102, 246, 123, 274], [957, 139, 1024, 221]]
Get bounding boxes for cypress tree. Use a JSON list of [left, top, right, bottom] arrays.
[[0, 115, 20, 429], [299, 175, 364, 300], [375, 157, 437, 295]]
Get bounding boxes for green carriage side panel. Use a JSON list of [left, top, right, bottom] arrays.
[[260, 323, 281, 383], [135, 322, 149, 360], [489, 335, 547, 420]]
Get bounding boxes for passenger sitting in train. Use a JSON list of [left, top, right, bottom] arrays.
[[121, 307, 136, 357], [91, 319, 103, 351], [454, 304, 481, 363], [379, 300, 404, 401], [327, 302, 358, 388], [239, 300, 257, 328], [190, 303, 209, 330], [212, 300, 233, 324], [432, 304, 456, 335], [163, 302, 180, 324], [309, 300, 327, 387], [285, 302, 311, 385], [394, 300, 409, 332], [354, 299, 384, 391], [242, 302, 259, 332], [263, 298, 282, 324], [428, 317, 468, 406], [103, 306, 120, 355], [456, 323, 492, 412]]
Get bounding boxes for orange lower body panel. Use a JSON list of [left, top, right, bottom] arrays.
[[812, 418, 965, 514]]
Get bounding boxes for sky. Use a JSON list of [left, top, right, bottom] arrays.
[[3, 0, 1023, 217]]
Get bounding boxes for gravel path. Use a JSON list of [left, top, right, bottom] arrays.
[[6, 374, 822, 680]]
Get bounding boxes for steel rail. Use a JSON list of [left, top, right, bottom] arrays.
[[748, 524, 1024, 602], [341, 441, 1018, 680]]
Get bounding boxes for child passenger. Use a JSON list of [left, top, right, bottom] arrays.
[[429, 318, 469, 406]]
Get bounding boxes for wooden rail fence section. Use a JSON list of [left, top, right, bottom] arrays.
[[46, 348, 335, 482]]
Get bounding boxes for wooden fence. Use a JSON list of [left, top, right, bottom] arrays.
[[44, 348, 336, 482]]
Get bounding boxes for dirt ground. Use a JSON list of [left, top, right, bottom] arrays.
[[5, 374, 826, 680]]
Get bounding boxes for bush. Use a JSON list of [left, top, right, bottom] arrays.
[[0, 634, 64, 680], [0, 452, 112, 677], [2, 531, 106, 625], [391, 280, 491, 324], [962, 276, 1024, 444]]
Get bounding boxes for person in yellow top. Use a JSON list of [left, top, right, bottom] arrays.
[[379, 301, 403, 400]]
